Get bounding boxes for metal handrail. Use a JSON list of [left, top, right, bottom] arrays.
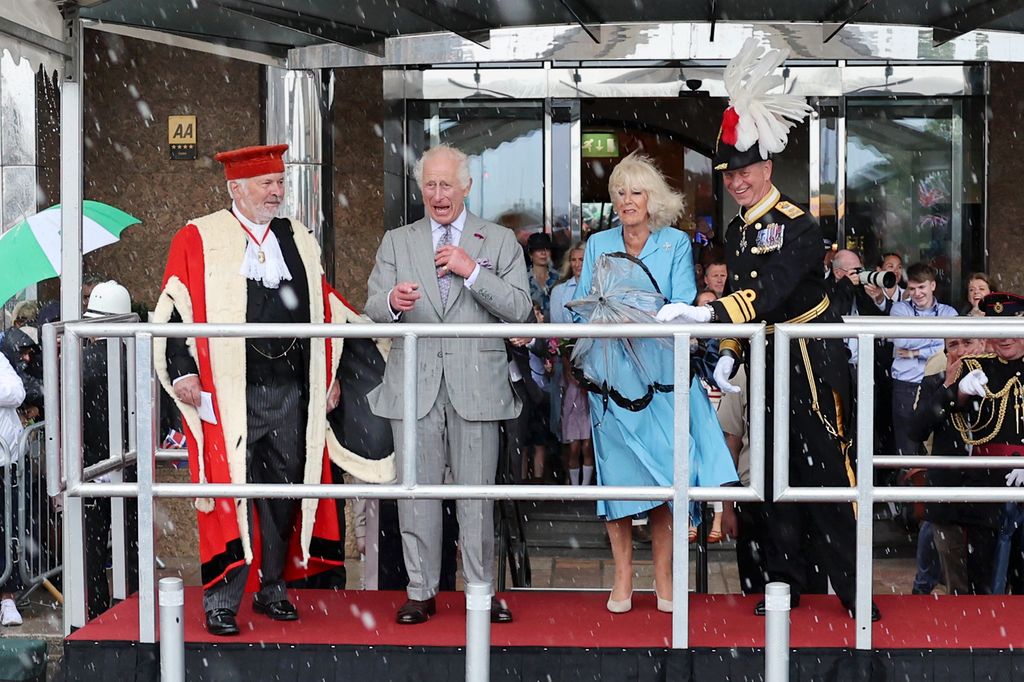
[[773, 318, 1024, 649], [49, 315, 1024, 662], [53, 319, 769, 651]]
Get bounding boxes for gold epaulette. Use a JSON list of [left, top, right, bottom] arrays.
[[775, 200, 804, 219]]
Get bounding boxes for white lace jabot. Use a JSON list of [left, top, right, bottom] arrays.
[[233, 203, 292, 289]]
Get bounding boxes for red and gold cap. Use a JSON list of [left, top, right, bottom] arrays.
[[214, 144, 288, 180]]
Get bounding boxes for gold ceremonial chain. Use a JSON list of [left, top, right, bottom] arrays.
[[951, 358, 1024, 446], [248, 338, 298, 360], [797, 338, 845, 443]]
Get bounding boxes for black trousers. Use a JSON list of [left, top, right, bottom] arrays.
[[204, 381, 306, 613], [735, 501, 830, 596], [757, 337, 859, 605]]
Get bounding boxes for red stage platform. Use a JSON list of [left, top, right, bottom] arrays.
[[60, 589, 1024, 681], [66, 588, 1024, 649]]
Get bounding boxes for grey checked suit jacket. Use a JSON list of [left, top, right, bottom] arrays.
[[364, 212, 532, 421]]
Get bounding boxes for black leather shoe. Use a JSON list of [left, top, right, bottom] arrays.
[[753, 594, 801, 616], [205, 608, 239, 636], [490, 600, 513, 624], [396, 597, 436, 625], [252, 597, 299, 621], [843, 601, 882, 622]]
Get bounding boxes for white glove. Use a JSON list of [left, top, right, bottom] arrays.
[[656, 302, 712, 323], [958, 368, 989, 398], [713, 356, 741, 394], [1006, 469, 1024, 487]]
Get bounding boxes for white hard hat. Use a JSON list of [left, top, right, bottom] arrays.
[[84, 281, 131, 318]]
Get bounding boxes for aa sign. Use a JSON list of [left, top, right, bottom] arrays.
[[168, 115, 197, 160]]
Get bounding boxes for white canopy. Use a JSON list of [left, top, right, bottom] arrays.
[[0, 0, 66, 77]]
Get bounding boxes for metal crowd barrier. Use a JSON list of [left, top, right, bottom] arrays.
[[0, 424, 63, 605], [43, 315, 1024, 680], [15, 422, 62, 604], [0, 442, 12, 590]]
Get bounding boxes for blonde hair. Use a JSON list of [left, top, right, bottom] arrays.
[[558, 241, 586, 284], [608, 151, 684, 230]]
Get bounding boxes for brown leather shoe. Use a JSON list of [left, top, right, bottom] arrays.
[[490, 599, 513, 623], [396, 597, 436, 625]]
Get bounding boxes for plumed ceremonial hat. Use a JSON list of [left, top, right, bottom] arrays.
[[713, 38, 812, 172], [215, 144, 289, 180], [980, 292, 1024, 317]]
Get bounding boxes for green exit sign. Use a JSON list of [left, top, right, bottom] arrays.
[[582, 132, 619, 158]]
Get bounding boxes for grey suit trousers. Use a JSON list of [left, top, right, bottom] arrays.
[[392, 381, 500, 601], [204, 381, 306, 613]]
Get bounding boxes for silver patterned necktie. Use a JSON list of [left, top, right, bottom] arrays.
[[437, 224, 453, 305]]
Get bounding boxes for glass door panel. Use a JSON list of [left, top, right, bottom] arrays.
[[405, 101, 545, 248], [846, 100, 964, 301]]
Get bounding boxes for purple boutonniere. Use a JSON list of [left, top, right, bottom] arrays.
[[474, 232, 485, 240], [476, 258, 493, 270]]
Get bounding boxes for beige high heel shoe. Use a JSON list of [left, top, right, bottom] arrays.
[[654, 582, 672, 613], [606, 591, 633, 614]]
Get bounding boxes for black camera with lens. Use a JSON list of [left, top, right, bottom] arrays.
[[851, 268, 896, 289]]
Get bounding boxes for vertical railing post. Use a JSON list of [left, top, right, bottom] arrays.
[[400, 333, 418, 489], [671, 332, 691, 648], [855, 335, 875, 649], [62, 328, 87, 632], [764, 581, 791, 682], [464, 582, 491, 682], [747, 327, 767, 501], [107, 338, 128, 601], [772, 328, 792, 501], [42, 323, 62, 498], [159, 577, 186, 681], [136, 332, 157, 643]]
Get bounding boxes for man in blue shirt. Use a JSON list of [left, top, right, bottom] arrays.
[[889, 262, 958, 456]]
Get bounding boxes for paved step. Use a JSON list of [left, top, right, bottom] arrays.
[[518, 499, 918, 561]]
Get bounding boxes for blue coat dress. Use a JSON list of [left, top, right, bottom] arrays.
[[575, 227, 738, 520]]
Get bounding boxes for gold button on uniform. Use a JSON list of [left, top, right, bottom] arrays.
[[750, 271, 758, 278], [733, 274, 740, 280]]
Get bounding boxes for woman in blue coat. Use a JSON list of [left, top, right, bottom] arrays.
[[574, 152, 737, 613]]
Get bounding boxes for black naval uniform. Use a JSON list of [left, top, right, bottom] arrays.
[[910, 362, 1000, 594], [707, 185, 858, 607], [949, 352, 1024, 592]]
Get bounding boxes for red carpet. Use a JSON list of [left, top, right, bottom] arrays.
[[67, 588, 1024, 649]]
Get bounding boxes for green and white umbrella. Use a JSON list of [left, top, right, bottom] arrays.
[[0, 201, 141, 307]]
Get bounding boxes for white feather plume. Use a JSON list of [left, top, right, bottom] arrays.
[[723, 37, 812, 158]]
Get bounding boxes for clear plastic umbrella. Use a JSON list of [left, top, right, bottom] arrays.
[[566, 252, 674, 412]]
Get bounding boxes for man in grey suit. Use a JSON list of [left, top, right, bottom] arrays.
[[365, 144, 532, 624]]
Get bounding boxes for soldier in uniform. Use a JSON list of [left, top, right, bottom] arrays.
[[953, 292, 1024, 593], [657, 39, 880, 620]]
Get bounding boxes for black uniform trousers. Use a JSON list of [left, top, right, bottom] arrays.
[[752, 334, 859, 605], [204, 380, 306, 613]]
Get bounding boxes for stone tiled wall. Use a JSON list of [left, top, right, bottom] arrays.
[[81, 31, 263, 308], [330, 67, 386, 309], [989, 63, 1024, 292]]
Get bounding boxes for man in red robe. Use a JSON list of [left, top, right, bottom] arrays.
[[154, 144, 393, 636]]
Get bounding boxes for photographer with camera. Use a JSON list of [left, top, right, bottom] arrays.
[[866, 252, 908, 312], [828, 249, 892, 369]]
